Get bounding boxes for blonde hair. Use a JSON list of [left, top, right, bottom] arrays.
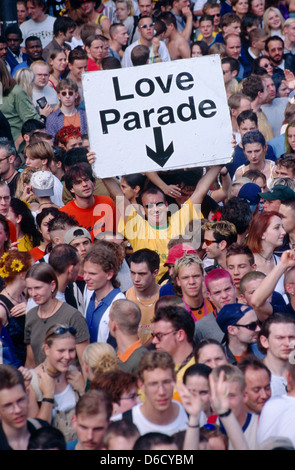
[[173, 253, 204, 278], [14, 67, 34, 101], [263, 7, 284, 34], [82, 342, 118, 375], [211, 364, 246, 391], [14, 168, 37, 203]]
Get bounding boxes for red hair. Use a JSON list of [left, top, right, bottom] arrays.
[[54, 125, 81, 147], [247, 210, 283, 253]]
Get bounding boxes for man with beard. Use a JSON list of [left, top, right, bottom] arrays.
[[265, 35, 295, 74]]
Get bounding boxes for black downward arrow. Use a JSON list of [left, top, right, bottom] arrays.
[[146, 127, 174, 167]]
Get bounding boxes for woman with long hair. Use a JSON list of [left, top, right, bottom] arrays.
[[13, 67, 34, 102], [29, 207, 59, 262], [247, 210, 286, 294], [48, 50, 67, 91], [263, 6, 285, 39], [8, 197, 42, 251], [28, 323, 85, 442], [284, 120, 295, 154], [0, 214, 11, 260], [0, 250, 33, 365], [250, 55, 274, 75], [0, 59, 40, 150]]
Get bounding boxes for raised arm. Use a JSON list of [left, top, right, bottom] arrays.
[[209, 371, 249, 450], [190, 165, 223, 205], [87, 151, 132, 223], [251, 250, 295, 312], [177, 382, 201, 451]]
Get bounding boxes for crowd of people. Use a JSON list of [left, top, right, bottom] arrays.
[[1, 0, 295, 452]]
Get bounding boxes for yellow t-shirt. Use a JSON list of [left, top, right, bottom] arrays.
[[173, 354, 196, 402], [119, 199, 201, 283]]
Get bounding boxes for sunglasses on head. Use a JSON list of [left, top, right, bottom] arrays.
[[51, 326, 77, 336]]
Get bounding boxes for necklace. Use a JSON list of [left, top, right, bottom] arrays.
[[43, 363, 61, 381], [4, 289, 24, 304], [135, 291, 159, 308], [2, 170, 17, 184], [257, 252, 273, 264]]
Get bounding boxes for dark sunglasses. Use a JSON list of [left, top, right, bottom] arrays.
[[60, 90, 74, 97], [234, 321, 259, 331]]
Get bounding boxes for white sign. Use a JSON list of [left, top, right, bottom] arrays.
[[83, 55, 233, 178]]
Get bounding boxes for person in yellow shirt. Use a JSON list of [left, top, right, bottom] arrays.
[[99, 164, 223, 283]]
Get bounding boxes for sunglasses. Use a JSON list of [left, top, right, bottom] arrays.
[[139, 22, 155, 29], [203, 239, 218, 246], [234, 321, 259, 331], [51, 326, 77, 336], [60, 90, 74, 97]]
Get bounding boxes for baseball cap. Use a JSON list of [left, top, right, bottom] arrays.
[[164, 243, 198, 266], [64, 227, 92, 245], [30, 170, 54, 197], [216, 303, 254, 333], [258, 184, 295, 201], [238, 182, 261, 206]]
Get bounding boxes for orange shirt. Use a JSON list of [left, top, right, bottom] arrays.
[[59, 195, 118, 240], [29, 246, 45, 262]]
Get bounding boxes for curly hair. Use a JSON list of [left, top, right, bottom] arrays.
[[0, 250, 33, 284]]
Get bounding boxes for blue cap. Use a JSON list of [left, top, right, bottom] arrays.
[[216, 303, 253, 333], [238, 182, 261, 205]]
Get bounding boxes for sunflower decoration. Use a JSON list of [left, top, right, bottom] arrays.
[[0, 266, 9, 278], [0, 252, 9, 262], [10, 259, 24, 272]]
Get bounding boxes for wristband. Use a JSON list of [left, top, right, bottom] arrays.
[[188, 423, 200, 428], [218, 409, 231, 418], [42, 397, 54, 403]]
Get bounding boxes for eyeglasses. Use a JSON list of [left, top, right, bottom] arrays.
[[0, 155, 9, 162], [145, 379, 174, 390], [139, 22, 155, 29], [51, 326, 77, 336], [203, 239, 218, 246], [151, 330, 177, 341], [144, 201, 166, 209], [60, 90, 74, 97], [234, 321, 259, 331]]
